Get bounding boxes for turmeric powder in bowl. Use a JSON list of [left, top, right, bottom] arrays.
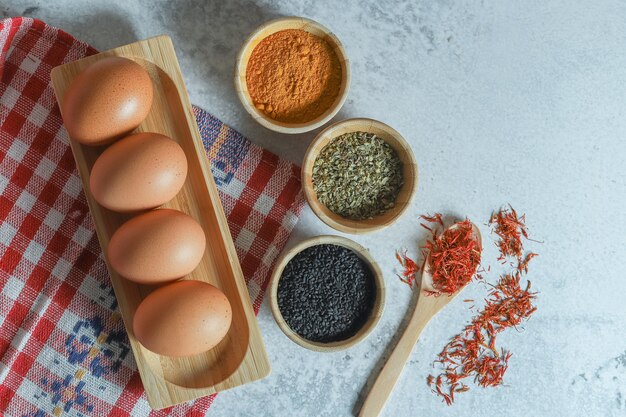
[[245, 29, 342, 124]]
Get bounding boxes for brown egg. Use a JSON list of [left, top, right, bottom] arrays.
[[133, 280, 232, 357], [107, 209, 205, 284], [89, 132, 187, 212], [62, 57, 153, 145]]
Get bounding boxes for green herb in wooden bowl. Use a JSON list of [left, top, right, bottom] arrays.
[[302, 118, 418, 234], [312, 131, 403, 220]]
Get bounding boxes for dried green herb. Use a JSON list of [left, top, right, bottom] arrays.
[[312, 131, 404, 220]]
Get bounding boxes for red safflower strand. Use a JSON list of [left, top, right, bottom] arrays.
[[489, 204, 528, 261], [428, 272, 537, 403], [420, 212, 444, 227], [518, 252, 538, 274], [396, 250, 419, 288]]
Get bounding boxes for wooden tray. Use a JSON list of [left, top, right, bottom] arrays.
[[50, 35, 270, 409]]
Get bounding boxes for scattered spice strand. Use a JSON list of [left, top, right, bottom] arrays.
[[396, 250, 419, 288], [489, 204, 528, 261], [420, 212, 444, 228], [518, 252, 538, 274], [428, 271, 537, 403]]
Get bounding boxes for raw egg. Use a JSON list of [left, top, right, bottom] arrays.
[[90, 132, 187, 212], [107, 209, 205, 284], [133, 280, 232, 357], [62, 57, 154, 145]]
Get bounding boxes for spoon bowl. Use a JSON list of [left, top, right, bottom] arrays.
[[358, 221, 482, 417], [420, 222, 482, 295]]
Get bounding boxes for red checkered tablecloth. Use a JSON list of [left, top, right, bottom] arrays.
[[0, 17, 305, 416]]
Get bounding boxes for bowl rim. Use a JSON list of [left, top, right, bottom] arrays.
[[269, 235, 385, 352], [234, 16, 351, 134], [301, 117, 419, 234]]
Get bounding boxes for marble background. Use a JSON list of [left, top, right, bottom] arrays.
[[3, 1, 625, 416]]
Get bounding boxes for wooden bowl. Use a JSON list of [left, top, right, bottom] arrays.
[[234, 17, 351, 134], [269, 235, 385, 352], [302, 118, 418, 234]]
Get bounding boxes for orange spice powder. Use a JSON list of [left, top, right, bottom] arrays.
[[245, 29, 342, 124]]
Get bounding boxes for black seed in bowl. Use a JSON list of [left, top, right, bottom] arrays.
[[277, 244, 376, 343]]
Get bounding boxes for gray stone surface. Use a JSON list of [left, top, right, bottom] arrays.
[[3, 1, 626, 416]]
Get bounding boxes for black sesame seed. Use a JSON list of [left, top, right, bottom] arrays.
[[277, 244, 376, 343]]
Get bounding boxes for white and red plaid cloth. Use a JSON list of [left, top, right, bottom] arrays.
[[0, 17, 305, 416]]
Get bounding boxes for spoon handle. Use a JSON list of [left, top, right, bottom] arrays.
[[358, 299, 435, 417]]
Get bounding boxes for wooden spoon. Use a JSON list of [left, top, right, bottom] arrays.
[[358, 222, 482, 417]]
